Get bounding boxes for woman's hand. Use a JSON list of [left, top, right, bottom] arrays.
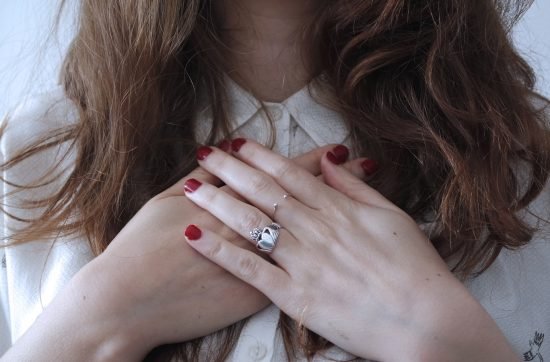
[[1, 143, 370, 362], [182, 138, 518, 362]]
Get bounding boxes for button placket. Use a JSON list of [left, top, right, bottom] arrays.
[[267, 105, 283, 121]]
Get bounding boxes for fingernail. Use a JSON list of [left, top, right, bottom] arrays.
[[217, 139, 231, 152], [184, 178, 202, 193], [331, 145, 349, 164], [361, 159, 379, 176], [185, 224, 202, 240], [197, 146, 213, 161], [327, 145, 349, 165], [231, 138, 247, 152]]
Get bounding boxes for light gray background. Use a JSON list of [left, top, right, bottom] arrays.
[[0, 0, 549, 119]]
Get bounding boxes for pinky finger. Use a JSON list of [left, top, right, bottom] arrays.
[[184, 224, 290, 300]]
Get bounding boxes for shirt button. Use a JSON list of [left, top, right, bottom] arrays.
[[248, 342, 268, 361], [267, 105, 283, 121]]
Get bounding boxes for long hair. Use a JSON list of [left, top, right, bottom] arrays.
[[1, 0, 549, 360]]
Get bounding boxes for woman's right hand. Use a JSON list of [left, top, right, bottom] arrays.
[[1, 144, 368, 361]]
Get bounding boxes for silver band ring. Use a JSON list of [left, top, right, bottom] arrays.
[[250, 223, 281, 254], [272, 194, 291, 219]]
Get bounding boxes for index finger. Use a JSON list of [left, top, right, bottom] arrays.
[[157, 166, 221, 199], [162, 144, 345, 200], [228, 139, 340, 209]]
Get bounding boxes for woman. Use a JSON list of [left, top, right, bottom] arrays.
[[1, 0, 549, 360]]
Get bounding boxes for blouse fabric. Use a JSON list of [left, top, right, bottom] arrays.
[[0, 79, 549, 361]]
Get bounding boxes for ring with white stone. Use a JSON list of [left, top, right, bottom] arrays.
[[250, 223, 281, 254]]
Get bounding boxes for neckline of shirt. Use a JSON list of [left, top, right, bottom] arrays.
[[220, 74, 350, 147]]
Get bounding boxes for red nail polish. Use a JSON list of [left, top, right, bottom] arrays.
[[217, 139, 231, 152], [231, 138, 247, 152], [185, 224, 202, 240], [327, 151, 344, 165], [331, 145, 349, 164], [197, 146, 213, 161], [361, 159, 379, 176], [327, 152, 338, 165], [184, 178, 202, 193]]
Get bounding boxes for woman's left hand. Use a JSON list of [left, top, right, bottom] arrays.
[[183, 139, 517, 361]]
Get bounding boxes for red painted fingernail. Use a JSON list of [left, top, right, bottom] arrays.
[[185, 224, 202, 240], [217, 139, 231, 152], [327, 152, 346, 165], [197, 146, 213, 161], [327, 151, 338, 164], [231, 138, 247, 152], [184, 178, 202, 193], [331, 145, 349, 164], [361, 159, 379, 176]]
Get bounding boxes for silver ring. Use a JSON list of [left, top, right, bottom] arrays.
[[272, 194, 291, 219], [250, 223, 281, 254]]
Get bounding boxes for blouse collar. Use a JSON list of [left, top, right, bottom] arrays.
[[196, 75, 350, 147]]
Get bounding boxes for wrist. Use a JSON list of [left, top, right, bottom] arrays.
[[68, 257, 154, 360], [402, 277, 517, 362], [1, 258, 150, 361]]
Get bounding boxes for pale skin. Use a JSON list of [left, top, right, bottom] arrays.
[[1, 146, 367, 361], [184, 139, 519, 361], [217, 0, 320, 101], [1, 0, 520, 360]]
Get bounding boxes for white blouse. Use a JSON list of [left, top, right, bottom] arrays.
[[1, 79, 549, 361]]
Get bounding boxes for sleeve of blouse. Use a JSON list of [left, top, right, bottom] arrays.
[[0, 88, 82, 354]]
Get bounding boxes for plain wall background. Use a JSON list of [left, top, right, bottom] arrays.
[[0, 0, 549, 119]]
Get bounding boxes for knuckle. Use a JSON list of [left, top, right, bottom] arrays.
[[236, 255, 259, 281], [201, 186, 218, 204], [205, 241, 223, 259], [240, 210, 264, 232], [249, 173, 272, 195], [271, 160, 295, 180]]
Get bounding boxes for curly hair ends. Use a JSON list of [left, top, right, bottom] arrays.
[[320, 0, 549, 278], [1, 0, 548, 360]]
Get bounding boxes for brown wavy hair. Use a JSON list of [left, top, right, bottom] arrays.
[[2, 0, 550, 360]]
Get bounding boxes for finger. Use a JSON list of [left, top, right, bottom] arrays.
[[196, 145, 316, 217], [184, 224, 290, 303], [227, 139, 340, 209], [183, 178, 301, 262], [159, 166, 221, 198], [316, 157, 373, 183], [291, 144, 344, 176], [225, 144, 353, 198], [163, 145, 343, 199], [320, 153, 398, 210]]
